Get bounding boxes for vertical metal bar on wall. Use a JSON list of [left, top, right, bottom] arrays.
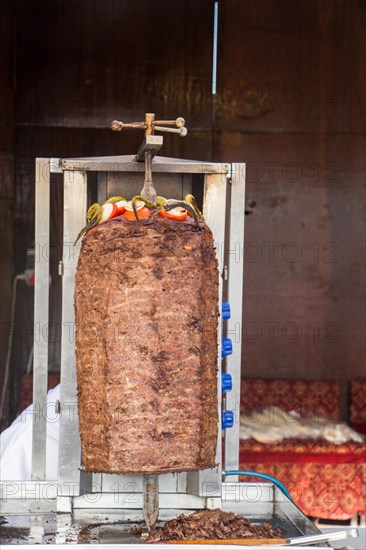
[[212, 1, 219, 95], [224, 164, 246, 478], [32, 158, 50, 480], [58, 170, 90, 496]]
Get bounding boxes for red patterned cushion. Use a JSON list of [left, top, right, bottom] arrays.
[[240, 439, 366, 520], [241, 379, 340, 421], [239, 455, 366, 520], [350, 379, 366, 435]]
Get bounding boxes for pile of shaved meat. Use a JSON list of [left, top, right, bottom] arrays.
[[147, 509, 282, 542]]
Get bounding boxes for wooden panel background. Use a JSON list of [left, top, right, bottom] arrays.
[[0, 0, 365, 423], [0, 1, 15, 427], [215, 0, 366, 420]]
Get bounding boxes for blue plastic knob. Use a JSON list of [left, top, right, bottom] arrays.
[[221, 373, 232, 393], [221, 337, 233, 357], [222, 410, 234, 429], [222, 301, 231, 320]]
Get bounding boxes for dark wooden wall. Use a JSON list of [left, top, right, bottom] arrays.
[[0, 0, 365, 422], [0, 1, 15, 424], [215, 0, 366, 420]]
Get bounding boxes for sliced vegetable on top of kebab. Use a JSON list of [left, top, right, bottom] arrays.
[[75, 193, 203, 244]]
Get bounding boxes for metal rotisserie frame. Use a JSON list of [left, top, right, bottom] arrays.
[[28, 154, 245, 513]]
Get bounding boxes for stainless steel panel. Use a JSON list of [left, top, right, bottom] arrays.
[[101, 474, 142, 494], [71, 492, 215, 510], [61, 155, 229, 174], [105, 171, 190, 200], [182, 173, 193, 196], [97, 172, 107, 203], [101, 473, 185, 495], [187, 171, 228, 498], [32, 159, 50, 480], [224, 163, 246, 476], [58, 170, 91, 497]]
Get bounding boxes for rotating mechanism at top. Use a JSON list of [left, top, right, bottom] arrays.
[[75, 113, 202, 244]]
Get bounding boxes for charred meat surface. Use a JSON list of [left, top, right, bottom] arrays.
[[147, 509, 283, 542], [75, 214, 219, 473]]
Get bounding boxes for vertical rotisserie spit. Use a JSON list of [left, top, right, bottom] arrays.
[[74, 213, 219, 474]]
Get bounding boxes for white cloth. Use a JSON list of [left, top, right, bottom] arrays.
[[240, 405, 365, 445], [0, 384, 60, 480]]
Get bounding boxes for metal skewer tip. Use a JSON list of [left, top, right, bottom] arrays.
[[143, 473, 159, 532]]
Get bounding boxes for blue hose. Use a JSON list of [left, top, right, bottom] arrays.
[[224, 470, 293, 501]]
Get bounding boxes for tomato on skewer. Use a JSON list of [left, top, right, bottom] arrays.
[[124, 207, 152, 221], [159, 207, 187, 221], [123, 199, 152, 221]]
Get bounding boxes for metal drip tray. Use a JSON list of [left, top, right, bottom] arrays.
[[0, 507, 320, 546], [0, 484, 322, 546]]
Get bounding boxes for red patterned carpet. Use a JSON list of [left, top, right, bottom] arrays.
[[240, 379, 366, 520], [351, 380, 366, 436]]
